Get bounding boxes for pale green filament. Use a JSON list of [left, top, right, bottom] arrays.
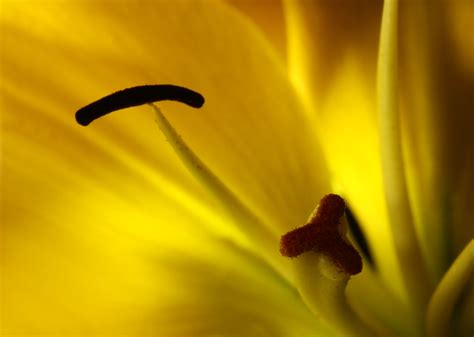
[[426, 240, 474, 337], [377, 0, 430, 317], [293, 251, 377, 337], [150, 104, 290, 280], [291, 212, 377, 336]]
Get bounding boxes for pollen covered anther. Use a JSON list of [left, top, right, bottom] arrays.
[[75, 84, 204, 126], [280, 194, 362, 275]]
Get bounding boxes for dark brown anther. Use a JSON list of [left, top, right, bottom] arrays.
[[280, 194, 362, 275], [75, 84, 204, 126]]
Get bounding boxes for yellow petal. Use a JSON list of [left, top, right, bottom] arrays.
[[226, 0, 287, 62], [2, 0, 329, 238], [3, 176, 323, 335], [446, 0, 474, 76], [398, 0, 474, 282], [1, 0, 331, 334], [426, 239, 474, 337]]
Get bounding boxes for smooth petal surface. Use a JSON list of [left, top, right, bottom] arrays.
[[1, 0, 330, 334], [226, 0, 287, 62], [2, 0, 329, 236], [3, 180, 323, 336], [398, 0, 474, 281]]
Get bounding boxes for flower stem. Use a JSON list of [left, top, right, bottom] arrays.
[[377, 0, 430, 315], [426, 240, 474, 337]]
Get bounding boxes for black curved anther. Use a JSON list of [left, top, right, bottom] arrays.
[[75, 84, 204, 126]]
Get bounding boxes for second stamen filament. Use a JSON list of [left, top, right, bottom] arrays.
[[293, 236, 377, 337]]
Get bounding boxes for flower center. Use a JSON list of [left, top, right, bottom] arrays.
[[280, 194, 362, 275]]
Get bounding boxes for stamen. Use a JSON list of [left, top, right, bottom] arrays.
[[75, 85, 204, 126], [75, 85, 289, 281], [280, 194, 362, 275], [285, 195, 376, 336]]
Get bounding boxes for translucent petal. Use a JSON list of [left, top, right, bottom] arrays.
[[2, 0, 329, 239], [446, 0, 474, 76], [398, 0, 474, 281], [2, 169, 323, 335], [1, 0, 331, 334], [226, 0, 286, 62]]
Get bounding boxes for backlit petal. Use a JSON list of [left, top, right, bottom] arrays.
[[398, 0, 474, 281], [1, 0, 330, 334], [226, 0, 287, 62], [2, 0, 329, 239]]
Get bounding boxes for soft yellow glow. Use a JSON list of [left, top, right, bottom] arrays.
[[1, 0, 472, 336], [2, 0, 329, 334], [377, 0, 430, 318], [447, 1, 474, 75], [151, 104, 289, 280]]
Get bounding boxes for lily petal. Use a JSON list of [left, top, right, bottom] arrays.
[[3, 174, 323, 335], [398, 0, 474, 281], [1, 0, 330, 334], [226, 0, 287, 61], [2, 0, 330, 238]]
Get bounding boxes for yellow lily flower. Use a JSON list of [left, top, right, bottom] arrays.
[[1, 1, 472, 337]]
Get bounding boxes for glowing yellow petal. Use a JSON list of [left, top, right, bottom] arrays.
[[226, 0, 286, 61], [378, 0, 430, 318], [2, 104, 255, 333], [446, 0, 474, 76], [1, 0, 330, 334], [2, 0, 329, 238], [398, 0, 474, 282], [151, 104, 289, 279], [426, 240, 474, 337], [3, 177, 323, 335]]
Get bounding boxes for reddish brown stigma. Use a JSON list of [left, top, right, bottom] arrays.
[[280, 194, 362, 275]]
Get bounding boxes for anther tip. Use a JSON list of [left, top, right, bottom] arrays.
[[191, 92, 205, 108], [75, 109, 92, 126], [316, 194, 346, 223], [74, 84, 204, 126]]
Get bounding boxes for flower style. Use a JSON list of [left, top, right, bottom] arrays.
[[1, 1, 473, 337]]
